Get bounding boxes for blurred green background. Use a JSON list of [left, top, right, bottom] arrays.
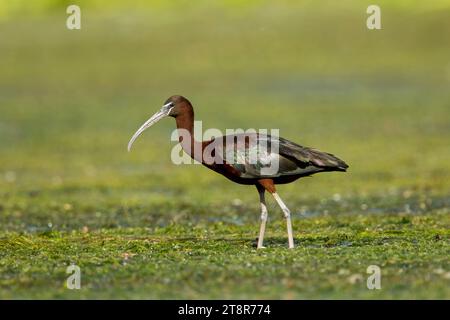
[[0, 1, 449, 299]]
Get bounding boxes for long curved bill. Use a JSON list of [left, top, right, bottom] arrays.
[[127, 103, 173, 152]]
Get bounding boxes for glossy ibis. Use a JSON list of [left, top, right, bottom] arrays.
[[128, 95, 348, 249]]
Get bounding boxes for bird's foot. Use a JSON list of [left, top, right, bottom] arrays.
[[253, 237, 266, 249]]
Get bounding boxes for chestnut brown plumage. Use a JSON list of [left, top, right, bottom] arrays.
[[128, 95, 348, 248]]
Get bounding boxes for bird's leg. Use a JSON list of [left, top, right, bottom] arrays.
[[257, 187, 268, 249], [272, 193, 295, 249]]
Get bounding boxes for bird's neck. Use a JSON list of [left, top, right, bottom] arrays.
[[175, 112, 203, 162]]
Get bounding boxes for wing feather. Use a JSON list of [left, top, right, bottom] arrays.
[[207, 133, 348, 179]]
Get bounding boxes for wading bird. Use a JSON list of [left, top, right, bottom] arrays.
[[128, 95, 348, 249]]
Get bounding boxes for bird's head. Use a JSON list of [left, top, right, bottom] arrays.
[[127, 95, 193, 151]]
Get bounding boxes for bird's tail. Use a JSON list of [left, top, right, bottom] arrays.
[[308, 148, 349, 172]]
